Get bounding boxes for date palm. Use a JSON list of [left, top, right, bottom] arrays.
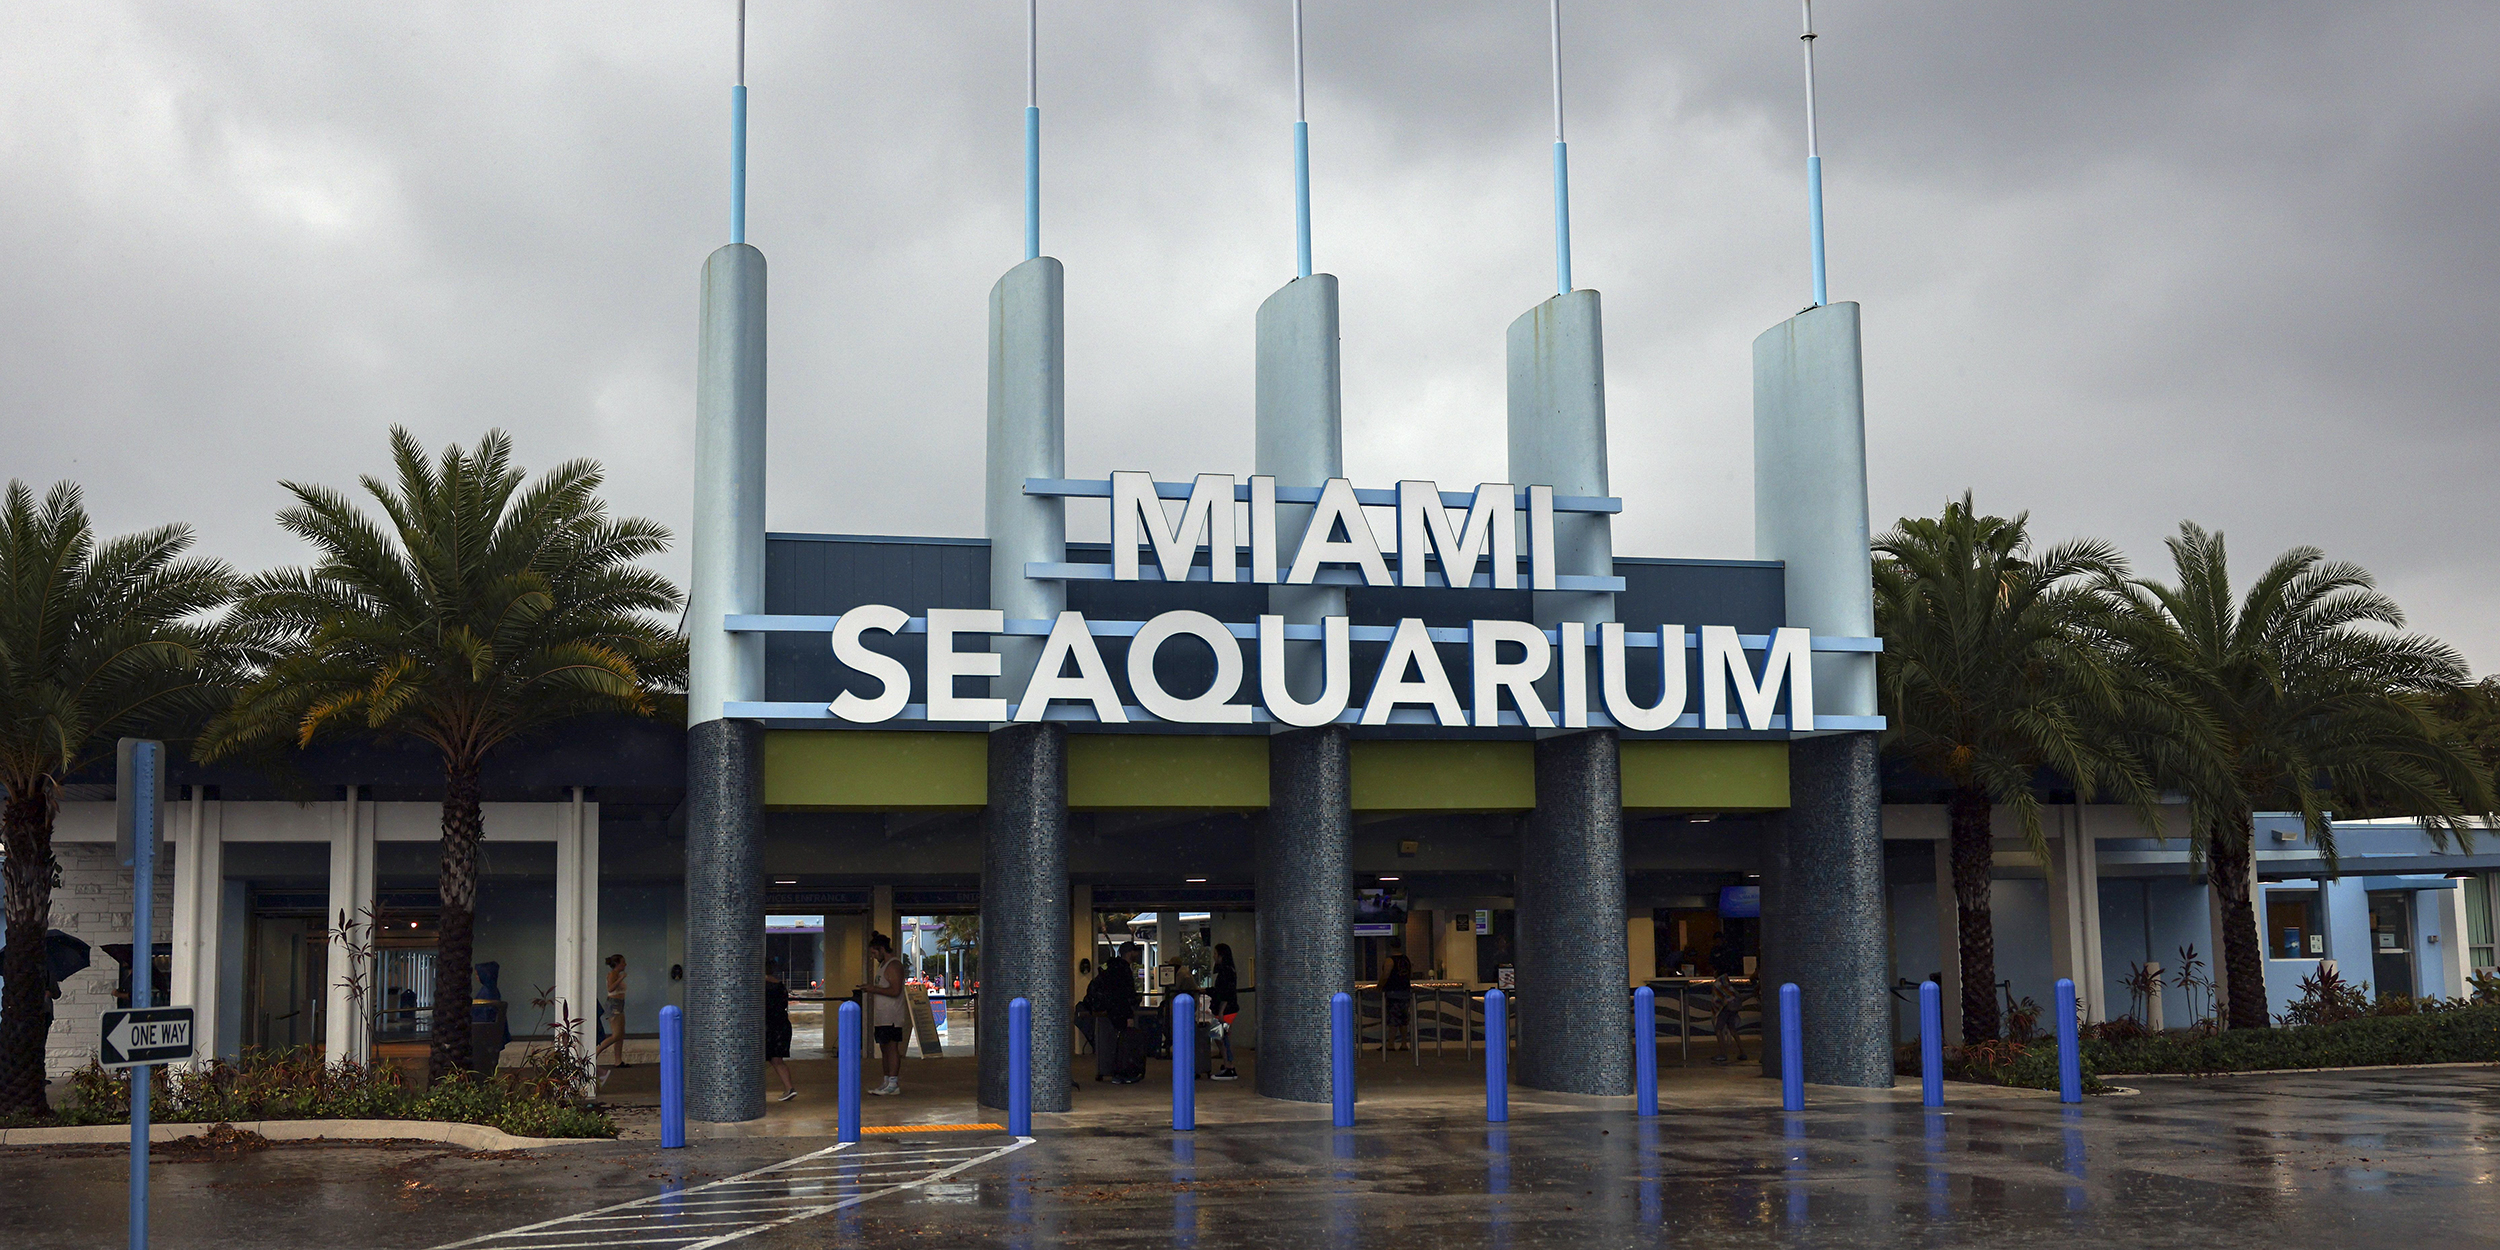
[[0, 482, 236, 1116], [2103, 524, 2490, 1029], [1874, 495, 2170, 1043], [204, 429, 682, 1079]]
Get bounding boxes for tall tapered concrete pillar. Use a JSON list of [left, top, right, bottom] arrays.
[[685, 242, 767, 1123], [1753, 301, 1891, 1088], [1254, 274, 1354, 1104], [979, 256, 1072, 1114], [1507, 290, 1630, 1096]]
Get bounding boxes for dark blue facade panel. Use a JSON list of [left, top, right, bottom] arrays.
[[762, 534, 1787, 737]]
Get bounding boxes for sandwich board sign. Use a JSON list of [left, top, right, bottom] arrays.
[[98, 1006, 193, 1070]]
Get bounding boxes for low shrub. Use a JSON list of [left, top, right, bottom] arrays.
[[2087, 1003, 2500, 1075], [1894, 1037, 2107, 1094], [47, 1045, 613, 1138]]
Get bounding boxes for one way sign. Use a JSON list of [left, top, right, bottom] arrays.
[[98, 1006, 194, 1070]]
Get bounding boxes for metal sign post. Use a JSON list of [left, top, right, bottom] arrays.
[[115, 738, 165, 1250]]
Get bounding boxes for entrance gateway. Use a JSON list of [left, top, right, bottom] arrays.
[[677, 21, 1890, 1128]]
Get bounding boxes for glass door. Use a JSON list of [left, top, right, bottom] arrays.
[[2368, 890, 2415, 998]]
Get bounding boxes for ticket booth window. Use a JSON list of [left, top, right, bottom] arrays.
[[2267, 889, 2323, 960]]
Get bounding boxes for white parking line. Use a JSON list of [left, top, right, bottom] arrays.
[[430, 1137, 1031, 1250]]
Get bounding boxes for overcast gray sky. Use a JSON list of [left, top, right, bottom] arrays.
[[4, 3, 2491, 668]]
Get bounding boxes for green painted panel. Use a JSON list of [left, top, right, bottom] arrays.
[[764, 731, 986, 810], [1351, 740, 1536, 811], [1069, 735, 1268, 809], [1620, 740, 1789, 811]]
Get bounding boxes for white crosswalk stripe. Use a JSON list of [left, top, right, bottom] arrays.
[[429, 1138, 1029, 1250]]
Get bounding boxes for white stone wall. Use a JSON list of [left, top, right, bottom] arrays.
[[44, 840, 176, 1079]]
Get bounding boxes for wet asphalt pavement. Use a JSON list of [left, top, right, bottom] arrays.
[[3, 1066, 2497, 1248]]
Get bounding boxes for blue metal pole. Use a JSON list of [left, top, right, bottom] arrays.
[[1552, 141, 1572, 295], [128, 739, 156, 1250], [1919, 980, 1943, 1109], [1294, 121, 1313, 279], [731, 85, 748, 246], [1778, 982, 1803, 1112], [1024, 106, 1041, 261], [1009, 997, 1033, 1137], [2055, 978, 2081, 1105], [1172, 993, 1195, 1131], [837, 1001, 862, 1144], [1806, 153, 1826, 306], [1483, 989, 1508, 1123], [1329, 991, 1354, 1128], [659, 1005, 685, 1148], [1633, 985, 1657, 1117]]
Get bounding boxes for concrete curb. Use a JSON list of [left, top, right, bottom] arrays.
[[2116, 1060, 2500, 1081], [0, 1119, 604, 1151]]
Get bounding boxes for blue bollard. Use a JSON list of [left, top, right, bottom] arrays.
[[1779, 983, 1803, 1112], [1484, 989, 1509, 1123], [1009, 996, 1033, 1138], [659, 1005, 685, 1148], [1919, 980, 1944, 1109], [1173, 993, 1196, 1131], [1330, 991, 1355, 1128], [2055, 978, 2081, 1105], [1633, 985, 1657, 1117], [838, 1000, 862, 1144]]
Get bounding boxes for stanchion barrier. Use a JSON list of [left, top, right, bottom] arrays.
[[1173, 993, 1197, 1131], [1778, 983, 1803, 1112], [1330, 991, 1355, 1128], [659, 1005, 686, 1148], [1484, 988, 1509, 1123], [2055, 978, 2081, 1105], [838, 1000, 862, 1144], [1918, 980, 1943, 1109], [1009, 996, 1033, 1137], [1633, 985, 1658, 1117]]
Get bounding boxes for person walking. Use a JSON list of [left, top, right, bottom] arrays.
[[1207, 943, 1241, 1080], [1383, 950, 1414, 1051], [859, 934, 909, 1096], [1083, 945, 1140, 1081], [765, 959, 799, 1102], [595, 954, 628, 1076], [1709, 969, 1749, 1066]]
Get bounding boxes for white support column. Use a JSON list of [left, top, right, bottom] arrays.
[[872, 885, 896, 950], [1931, 839, 1961, 1041], [168, 788, 224, 1065], [324, 788, 376, 1064], [1626, 910, 1655, 987], [2078, 805, 2106, 1022], [2436, 886, 2471, 1001], [2047, 807, 2090, 1017], [554, 788, 600, 1062]]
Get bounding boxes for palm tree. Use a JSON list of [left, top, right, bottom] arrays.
[[2103, 524, 2491, 1029], [0, 482, 236, 1116], [1874, 495, 2171, 1043], [204, 429, 682, 1079]]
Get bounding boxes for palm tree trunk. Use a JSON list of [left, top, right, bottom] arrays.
[[2209, 814, 2270, 1030], [1949, 787, 2002, 1043], [0, 787, 54, 1116], [430, 758, 483, 1081]]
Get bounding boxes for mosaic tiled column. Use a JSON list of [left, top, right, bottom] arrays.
[[1256, 725, 1353, 1103], [979, 722, 1071, 1113], [1761, 732, 1891, 1087], [1514, 728, 1631, 1095], [684, 718, 764, 1121]]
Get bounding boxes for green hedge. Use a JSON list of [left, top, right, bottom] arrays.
[[17, 1047, 614, 1139], [2086, 1004, 2500, 1075]]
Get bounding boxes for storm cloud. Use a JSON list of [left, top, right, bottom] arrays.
[[2, 2, 2490, 665]]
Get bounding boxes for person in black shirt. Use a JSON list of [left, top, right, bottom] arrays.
[[1208, 943, 1241, 1080], [765, 959, 797, 1102]]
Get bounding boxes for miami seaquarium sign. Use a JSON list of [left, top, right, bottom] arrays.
[[726, 472, 1880, 733]]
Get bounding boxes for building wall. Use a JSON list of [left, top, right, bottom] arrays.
[[44, 840, 178, 1078]]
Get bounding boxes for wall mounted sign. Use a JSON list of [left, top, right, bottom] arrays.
[[726, 474, 1883, 734]]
